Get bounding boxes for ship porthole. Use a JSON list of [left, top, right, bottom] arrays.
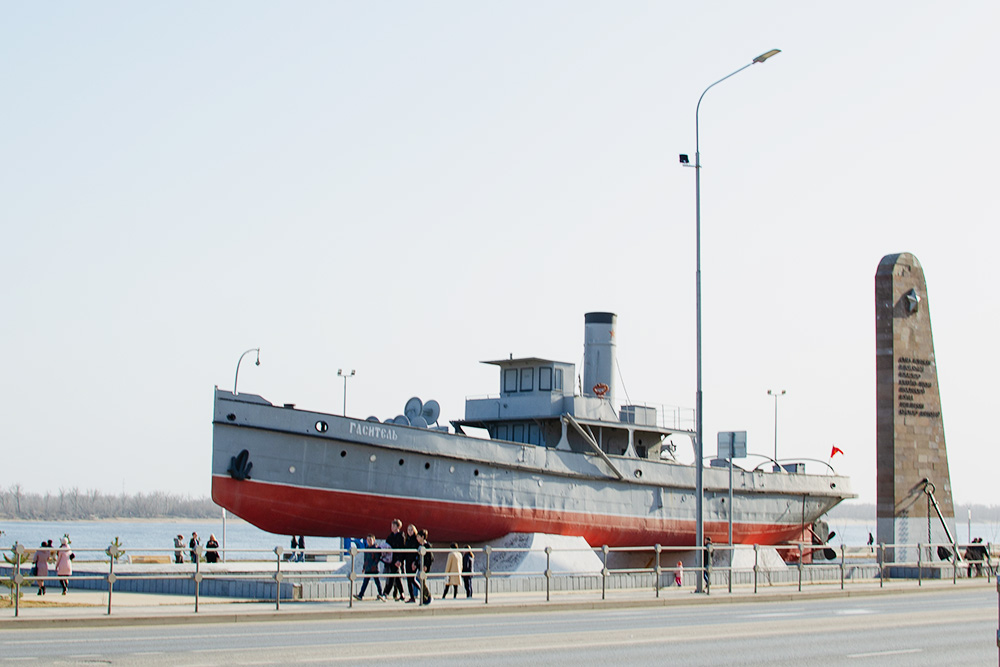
[[289, 466, 296, 474], [474, 469, 479, 476], [315, 421, 328, 433], [369, 454, 377, 462], [634, 470, 643, 479], [398, 459, 405, 466], [449, 466, 455, 473], [340, 450, 347, 457], [424, 462, 430, 470], [226, 413, 236, 422]]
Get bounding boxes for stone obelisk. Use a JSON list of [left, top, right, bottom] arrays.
[[875, 253, 956, 562]]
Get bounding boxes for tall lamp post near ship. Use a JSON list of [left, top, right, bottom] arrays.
[[681, 48, 780, 593]]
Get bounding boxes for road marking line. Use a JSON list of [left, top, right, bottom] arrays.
[[847, 648, 922, 658]]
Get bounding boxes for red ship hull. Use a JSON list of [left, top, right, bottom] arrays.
[[214, 475, 813, 547]]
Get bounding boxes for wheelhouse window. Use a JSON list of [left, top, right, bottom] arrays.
[[519, 368, 533, 392], [539, 367, 553, 391], [495, 424, 509, 441], [503, 368, 518, 393], [554, 368, 564, 391], [512, 424, 525, 442]]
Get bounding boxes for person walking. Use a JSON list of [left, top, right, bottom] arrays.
[[32, 541, 50, 595], [462, 546, 475, 598], [404, 524, 420, 603], [416, 529, 434, 605], [55, 537, 73, 595], [384, 519, 405, 601], [173, 534, 185, 564], [354, 534, 386, 601], [442, 543, 462, 599], [189, 532, 200, 563], [702, 537, 712, 589]]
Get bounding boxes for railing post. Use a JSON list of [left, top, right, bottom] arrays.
[[484, 546, 491, 605], [797, 543, 803, 592], [878, 543, 885, 587], [274, 546, 283, 611], [13, 542, 24, 618], [349, 545, 357, 608], [601, 545, 609, 600], [418, 545, 427, 606], [917, 543, 922, 587], [654, 544, 661, 598], [194, 545, 202, 613], [106, 542, 118, 616], [840, 544, 845, 590], [727, 544, 732, 594], [753, 544, 758, 594], [545, 546, 551, 602]]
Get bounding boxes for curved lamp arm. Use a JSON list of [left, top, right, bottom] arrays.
[[234, 348, 260, 395]]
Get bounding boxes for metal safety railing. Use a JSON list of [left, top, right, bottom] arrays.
[[2, 539, 995, 617]]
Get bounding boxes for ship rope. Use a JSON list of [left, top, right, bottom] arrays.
[[614, 357, 632, 406]]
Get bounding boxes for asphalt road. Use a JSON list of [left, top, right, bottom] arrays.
[[1, 589, 996, 665]]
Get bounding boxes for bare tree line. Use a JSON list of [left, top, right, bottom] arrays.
[[0, 484, 219, 520]]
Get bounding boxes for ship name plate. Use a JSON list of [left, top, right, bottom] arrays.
[[349, 421, 399, 441]]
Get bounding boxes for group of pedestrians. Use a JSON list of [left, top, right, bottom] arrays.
[[30, 536, 73, 595], [963, 537, 992, 577], [173, 532, 219, 563], [355, 519, 475, 605]]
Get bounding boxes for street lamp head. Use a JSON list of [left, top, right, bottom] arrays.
[[768, 389, 786, 397], [337, 368, 343, 376], [679, 154, 690, 164], [752, 49, 781, 64]]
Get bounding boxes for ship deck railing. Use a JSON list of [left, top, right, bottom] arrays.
[[463, 395, 696, 432], [2, 540, 995, 618]]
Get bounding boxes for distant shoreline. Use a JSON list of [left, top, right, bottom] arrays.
[[0, 516, 249, 525]]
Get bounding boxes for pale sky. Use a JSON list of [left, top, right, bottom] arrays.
[[2, 2, 997, 506]]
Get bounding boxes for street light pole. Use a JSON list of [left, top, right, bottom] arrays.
[[337, 368, 355, 416], [683, 48, 780, 594], [768, 388, 786, 464], [234, 348, 260, 395]]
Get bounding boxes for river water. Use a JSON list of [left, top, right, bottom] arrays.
[[2, 518, 996, 558], [0, 517, 348, 558]]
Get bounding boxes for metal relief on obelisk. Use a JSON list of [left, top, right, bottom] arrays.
[[875, 253, 955, 562]]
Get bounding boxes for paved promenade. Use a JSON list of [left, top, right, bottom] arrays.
[[1, 576, 995, 629]]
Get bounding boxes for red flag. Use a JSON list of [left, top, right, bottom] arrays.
[[830, 445, 844, 458]]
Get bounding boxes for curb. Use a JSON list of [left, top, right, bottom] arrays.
[[1, 579, 992, 630]]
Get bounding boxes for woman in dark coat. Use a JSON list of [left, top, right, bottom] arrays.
[[205, 534, 220, 563]]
